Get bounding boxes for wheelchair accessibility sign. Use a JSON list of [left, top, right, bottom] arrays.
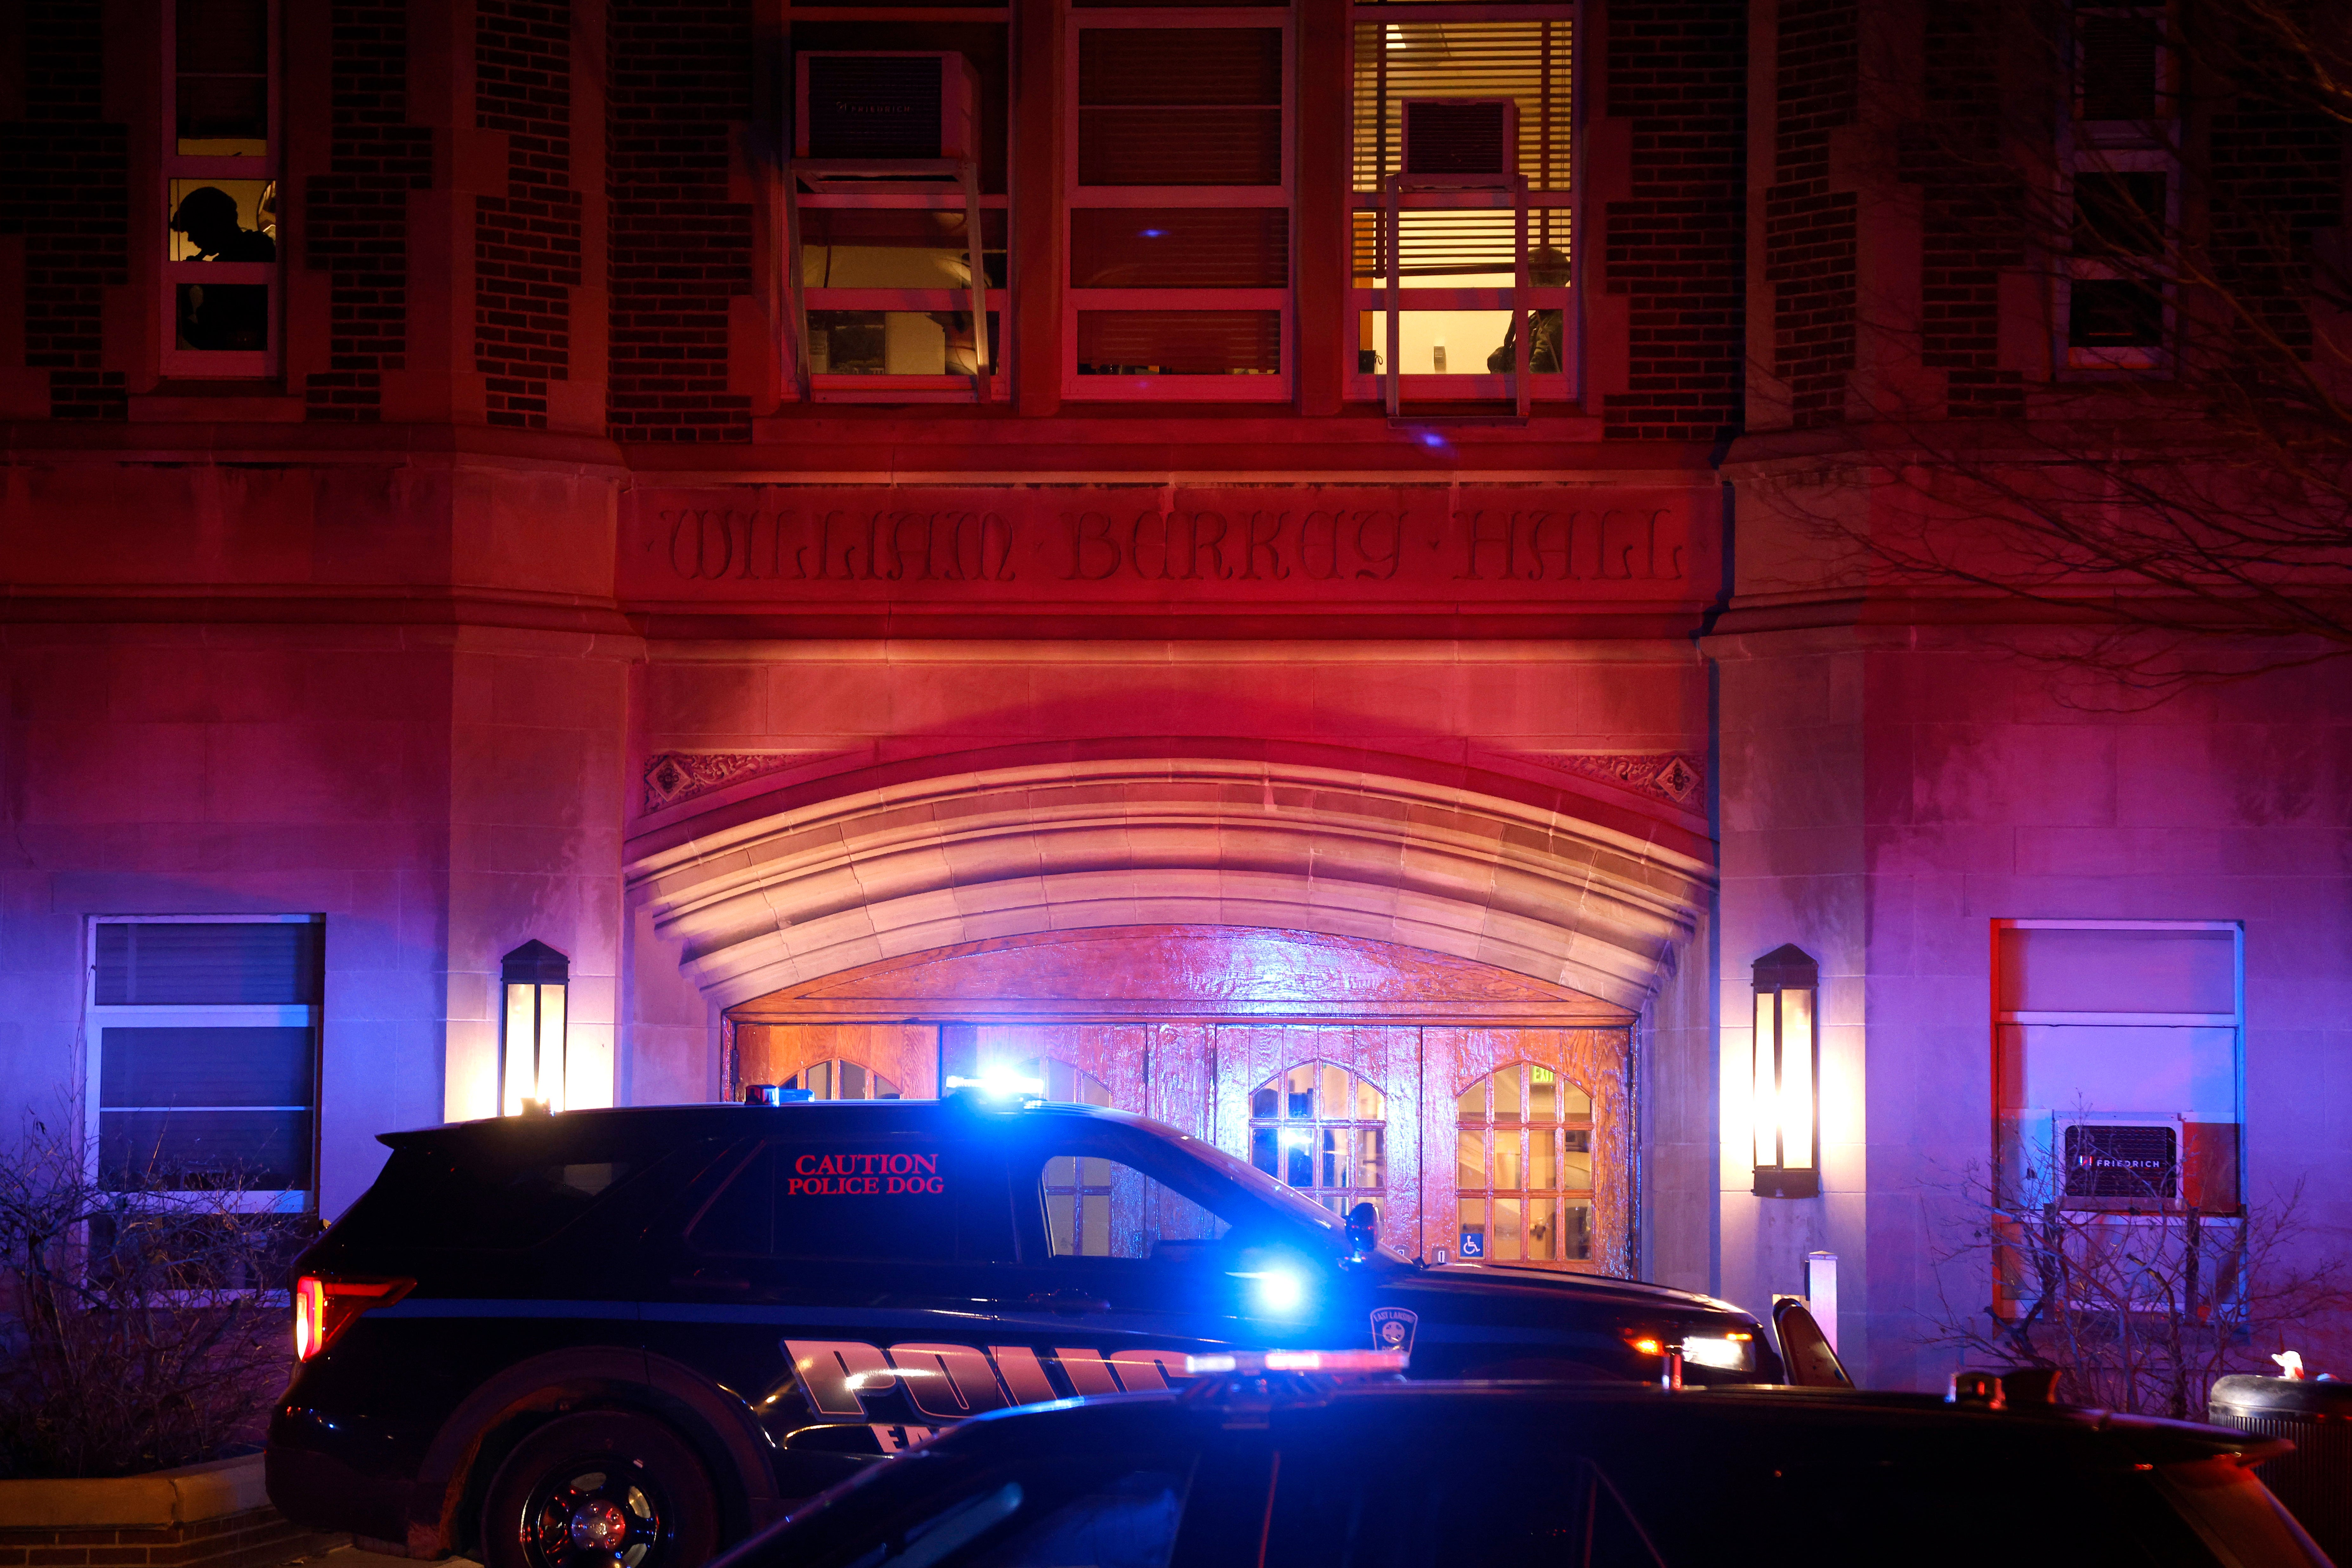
[[1458, 1232, 1485, 1259]]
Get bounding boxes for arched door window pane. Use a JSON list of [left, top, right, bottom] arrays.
[[1248, 1061, 1387, 1218], [784, 1059, 901, 1100], [1457, 1062, 1592, 1266], [1023, 1060, 1115, 1249]]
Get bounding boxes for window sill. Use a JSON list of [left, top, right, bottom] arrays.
[[128, 389, 306, 423]]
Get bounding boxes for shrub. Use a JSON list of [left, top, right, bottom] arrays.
[[0, 1113, 315, 1478]]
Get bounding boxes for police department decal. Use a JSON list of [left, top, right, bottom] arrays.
[[1370, 1307, 1417, 1353]]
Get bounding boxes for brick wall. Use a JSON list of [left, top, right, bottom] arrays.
[[1764, 0, 1854, 428], [475, 0, 583, 429], [1602, 0, 1749, 443], [2208, 53, 2343, 359], [1897, 7, 2022, 420], [304, 3, 434, 422], [0, 1, 128, 421], [606, 2, 754, 443]]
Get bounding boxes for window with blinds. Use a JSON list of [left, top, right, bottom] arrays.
[[1350, 12, 1575, 399], [1067, 13, 1294, 398], [86, 917, 322, 1210]]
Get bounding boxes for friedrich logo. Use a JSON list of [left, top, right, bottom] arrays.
[[784, 1339, 1196, 1422]]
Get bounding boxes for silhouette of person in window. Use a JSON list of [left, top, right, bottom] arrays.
[[171, 186, 276, 351], [171, 186, 276, 262], [1486, 246, 1570, 374]]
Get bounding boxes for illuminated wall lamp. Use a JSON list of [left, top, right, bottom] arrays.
[[500, 939, 569, 1116], [1751, 944, 1819, 1198]]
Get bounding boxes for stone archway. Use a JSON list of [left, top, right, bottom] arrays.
[[625, 753, 1713, 1277], [626, 752, 1711, 1012]]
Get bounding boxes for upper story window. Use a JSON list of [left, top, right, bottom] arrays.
[[786, 24, 1010, 402], [86, 916, 322, 1214], [1067, 11, 1294, 399], [164, 0, 281, 378], [2060, 6, 2177, 374], [1351, 9, 1576, 408]]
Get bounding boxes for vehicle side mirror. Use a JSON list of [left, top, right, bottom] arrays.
[[1345, 1201, 1379, 1259], [1772, 1296, 1853, 1388]]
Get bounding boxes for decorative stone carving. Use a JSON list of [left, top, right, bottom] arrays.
[[1518, 751, 1705, 805], [641, 750, 845, 813]]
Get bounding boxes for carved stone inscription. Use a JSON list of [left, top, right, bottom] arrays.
[[622, 485, 1714, 605]]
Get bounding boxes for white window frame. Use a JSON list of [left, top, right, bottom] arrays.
[[1346, 3, 1579, 405], [160, 0, 284, 379], [1992, 917, 2244, 1204], [84, 913, 322, 1216], [785, 33, 1012, 405], [1065, 7, 1296, 402], [1991, 918, 2246, 1320]]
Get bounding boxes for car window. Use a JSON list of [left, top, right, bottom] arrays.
[[340, 1147, 647, 1250], [1612, 1441, 2232, 1568], [1265, 1440, 1660, 1568], [690, 1139, 957, 1261], [2159, 1458, 2328, 1568], [1041, 1151, 1233, 1260], [785, 1460, 1196, 1568]]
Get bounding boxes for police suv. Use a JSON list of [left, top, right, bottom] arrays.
[[265, 1092, 1776, 1568]]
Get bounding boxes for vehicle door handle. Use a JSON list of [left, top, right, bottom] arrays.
[[1024, 1289, 1111, 1315]]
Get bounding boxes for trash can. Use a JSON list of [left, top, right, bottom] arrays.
[[2209, 1374, 2352, 1562]]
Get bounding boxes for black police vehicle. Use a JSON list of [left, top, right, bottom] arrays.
[[265, 1092, 1776, 1568], [711, 1359, 2329, 1568]]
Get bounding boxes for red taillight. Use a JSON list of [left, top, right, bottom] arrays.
[[293, 1275, 413, 1361]]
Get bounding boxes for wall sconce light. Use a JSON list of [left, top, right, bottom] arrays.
[[500, 939, 569, 1116], [1752, 944, 1819, 1198]]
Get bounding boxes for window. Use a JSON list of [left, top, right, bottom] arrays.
[[787, 26, 1010, 401], [1248, 1062, 1386, 1220], [793, 1463, 1198, 1568], [689, 1138, 959, 1260], [1455, 1062, 1592, 1267], [1265, 1442, 1650, 1568], [1994, 920, 2242, 1214], [1351, 13, 1576, 405], [1067, 14, 1293, 397], [1042, 1152, 1231, 1259], [1993, 921, 2244, 1319], [786, 1059, 903, 1099], [2060, 7, 2177, 372], [163, 0, 281, 377], [85, 916, 322, 1213]]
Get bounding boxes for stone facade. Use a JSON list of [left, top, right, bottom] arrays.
[[0, 0, 2344, 1394]]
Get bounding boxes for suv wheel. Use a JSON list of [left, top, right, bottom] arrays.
[[482, 1411, 720, 1568]]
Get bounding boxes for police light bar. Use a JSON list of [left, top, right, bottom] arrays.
[[945, 1067, 1045, 1101], [1184, 1349, 1409, 1376]]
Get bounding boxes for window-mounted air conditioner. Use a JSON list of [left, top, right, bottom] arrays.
[[2055, 1115, 2239, 1213], [1400, 98, 1519, 179], [796, 51, 980, 163]]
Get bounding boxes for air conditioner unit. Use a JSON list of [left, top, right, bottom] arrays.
[[2052, 1114, 2242, 1213], [1400, 99, 1518, 178], [796, 52, 980, 164], [2058, 1118, 2177, 1209]]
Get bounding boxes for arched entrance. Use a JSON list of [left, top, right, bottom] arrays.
[[722, 925, 1640, 1275], [626, 750, 1713, 1280]]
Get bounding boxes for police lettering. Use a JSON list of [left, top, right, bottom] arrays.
[[787, 1151, 944, 1196]]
